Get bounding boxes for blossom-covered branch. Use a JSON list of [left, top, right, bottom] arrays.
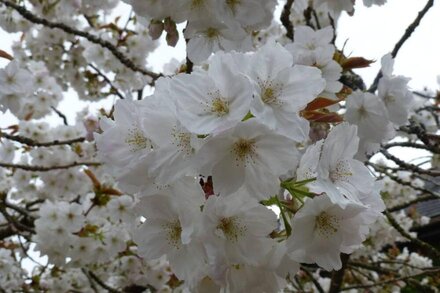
[[0, 0, 161, 81], [1, 132, 85, 147], [0, 161, 100, 171]]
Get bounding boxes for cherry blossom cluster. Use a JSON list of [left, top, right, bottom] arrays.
[[346, 55, 414, 158], [293, 0, 387, 18], [0, 60, 63, 119], [33, 195, 134, 266], [1, 0, 158, 104], [123, 0, 278, 63], [0, 248, 26, 291], [92, 28, 416, 289], [0, 0, 439, 292]]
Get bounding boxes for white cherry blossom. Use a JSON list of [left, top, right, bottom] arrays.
[[196, 119, 299, 198], [248, 42, 326, 141], [287, 195, 368, 271]]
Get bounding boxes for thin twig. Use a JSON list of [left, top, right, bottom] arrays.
[[88, 271, 121, 293], [385, 211, 440, 260], [302, 267, 325, 293], [81, 269, 99, 293], [383, 141, 434, 152], [380, 148, 440, 177], [51, 107, 69, 125], [367, 162, 440, 198], [349, 261, 395, 275], [369, 0, 435, 92], [387, 195, 438, 212], [399, 120, 440, 154], [0, 161, 100, 172], [88, 63, 125, 99], [1, 132, 85, 147], [3, 201, 35, 219], [413, 91, 434, 99], [341, 268, 440, 291], [0, 205, 35, 234]]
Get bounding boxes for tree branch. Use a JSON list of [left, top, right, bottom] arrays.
[[341, 268, 440, 291], [0, 161, 100, 172], [380, 148, 440, 177], [1, 132, 85, 147], [400, 120, 440, 154], [385, 210, 440, 260], [88, 63, 125, 99], [280, 0, 295, 40], [88, 271, 121, 293], [328, 253, 350, 293], [387, 194, 438, 212], [51, 106, 69, 125], [367, 162, 440, 198], [0, 0, 161, 81], [383, 141, 435, 152], [369, 0, 435, 92], [302, 267, 325, 293]]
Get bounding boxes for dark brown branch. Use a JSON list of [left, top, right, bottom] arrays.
[[369, 0, 434, 92], [184, 36, 193, 74], [88, 64, 125, 99], [349, 261, 395, 275], [328, 253, 350, 293], [3, 201, 35, 219], [0, 0, 161, 81], [387, 195, 438, 212], [280, 0, 294, 40], [400, 120, 440, 154], [383, 141, 434, 152], [302, 267, 325, 293], [367, 162, 440, 198], [413, 91, 435, 99], [0, 205, 35, 234], [51, 106, 69, 125], [0, 226, 15, 240], [0, 161, 100, 172], [88, 271, 121, 293], [380, 149, 440, 177], [341, 268, 440, 291], [312, 9, 321, 30], [81, 269, 99, 293], [1, 132, 85, 147], [385, 211, 440, 260]]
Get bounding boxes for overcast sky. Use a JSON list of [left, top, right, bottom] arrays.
[[0, 0, 439, 127]]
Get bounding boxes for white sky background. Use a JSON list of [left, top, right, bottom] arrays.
[[1, 0, 439, 127]]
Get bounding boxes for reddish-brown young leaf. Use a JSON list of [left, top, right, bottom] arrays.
[[341, 57, 374, 70], [305, 97, 341, 112], [302, 110, 344, 123], [0, 49, 13, 61]]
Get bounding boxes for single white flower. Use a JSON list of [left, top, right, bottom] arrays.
[[185, 19, 251, 63], [200, 193, 277, 266], [171, 66, 252, 134], [0, 60, 33, 96], [134, 192, 207, 287], [196, 119, 299, 199], [345, 91, 392, 143], [287, 195, 368, 271], [95, 99, 152, 171], [248, 42, 326, 142]]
